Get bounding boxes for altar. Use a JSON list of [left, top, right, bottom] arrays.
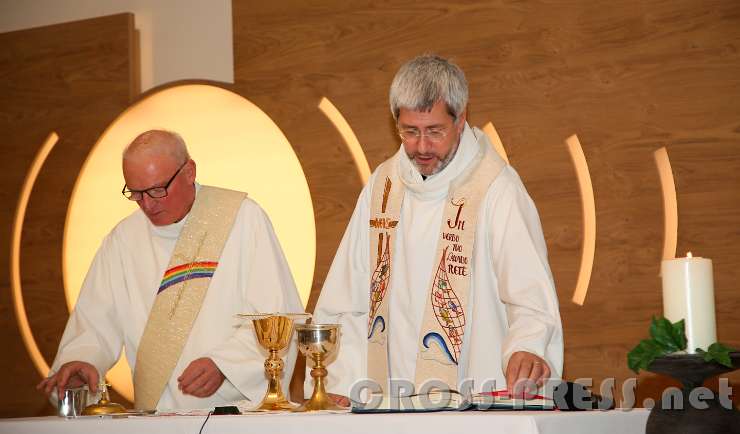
[[0, 409, 650, 434]]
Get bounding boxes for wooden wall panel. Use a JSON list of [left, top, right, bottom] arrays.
[[0, 14, 135, 417], [233, 0, 740, 403]]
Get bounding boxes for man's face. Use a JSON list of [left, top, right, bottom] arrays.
[[398, 100, 466, 177], [122, 155, 196, 226]]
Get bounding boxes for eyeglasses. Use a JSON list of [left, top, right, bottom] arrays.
[[121, 161, 187, 201], [398, 127, 450, 144]]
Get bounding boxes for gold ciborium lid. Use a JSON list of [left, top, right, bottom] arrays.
[[81, 382, 127, 415]]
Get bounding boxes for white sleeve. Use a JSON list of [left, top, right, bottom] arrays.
[[308, 174, 376, 398], [206, 202, 304, 401], [488, 170, 564, 378], [50, 234, 125, 380]]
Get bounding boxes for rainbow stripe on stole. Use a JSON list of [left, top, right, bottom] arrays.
[[157, 261, 218, 294]]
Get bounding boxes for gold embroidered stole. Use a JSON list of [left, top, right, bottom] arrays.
[[134, 186, 246, 410], [367, 131, 506, 391], [367, 169, 402, 386]]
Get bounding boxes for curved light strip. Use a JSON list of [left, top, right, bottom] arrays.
[[10, 132, 59, 378], [482, 121, 510, 164], [654, 147, 678, 260], [318, 97, 371, 184], [566, 134, 596, 306]]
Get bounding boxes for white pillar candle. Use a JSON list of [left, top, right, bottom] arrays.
[[661, 252, 717, 353]]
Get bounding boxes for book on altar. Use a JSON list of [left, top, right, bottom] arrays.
[[351, 390, 555, 413]]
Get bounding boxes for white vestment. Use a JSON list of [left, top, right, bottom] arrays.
[[51, 184, 303, 410], [311, 124, 564, 397]]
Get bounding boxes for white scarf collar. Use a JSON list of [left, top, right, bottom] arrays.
[[396, 123, 481, 201]]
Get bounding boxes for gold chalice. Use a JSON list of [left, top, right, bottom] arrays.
[[292, 323, 342, 412], [238, 313, 310, 411]]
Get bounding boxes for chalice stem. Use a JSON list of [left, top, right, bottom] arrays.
[[265, 349, 285, 397], [254, 347, 295, 410], [310, 356, 327, 400], [302, 354, 340, 410]]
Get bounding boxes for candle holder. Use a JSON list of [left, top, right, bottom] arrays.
[[645, 352, 740, 434], [81, 382, 126, 415]]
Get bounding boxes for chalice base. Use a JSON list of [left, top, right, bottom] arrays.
[[253, 398, 298, 412], [292, 373, 342, 412], [292, 394, 343, 412], [252, 379, 297, 411]]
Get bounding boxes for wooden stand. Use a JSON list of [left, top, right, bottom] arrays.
[[645, 352, 739, 434]]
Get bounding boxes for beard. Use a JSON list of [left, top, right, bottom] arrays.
[[409, 141, 460, 177]]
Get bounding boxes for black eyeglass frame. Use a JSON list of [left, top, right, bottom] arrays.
[[121, 160, 188, 201]]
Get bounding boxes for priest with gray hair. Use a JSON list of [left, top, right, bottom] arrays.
[[312, 54, 563, 403], [39, 130, 303, 410]]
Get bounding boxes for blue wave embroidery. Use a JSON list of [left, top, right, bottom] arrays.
[[368, 316, 386, 339], [422, 332, 457, 364]]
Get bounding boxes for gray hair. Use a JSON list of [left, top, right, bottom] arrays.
[[123, 129, 190, 164], [389, 54, 468, 121]]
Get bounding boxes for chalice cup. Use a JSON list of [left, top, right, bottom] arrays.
[[238, 313, 309, 411], [293, 323, 342, 412]]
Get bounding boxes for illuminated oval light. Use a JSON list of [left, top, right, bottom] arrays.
[[566, 134, 596, 306], [654, 147, 678, 260], [318, 97, 371, 184], [11, 132, 59, 378], [482, 122, 510, 164], [64, 84, 316, 401]]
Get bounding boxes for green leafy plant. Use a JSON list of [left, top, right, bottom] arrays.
[[628, 316, 686, 373], [627, 316, 735, 373], [696, 343, 735, 368]]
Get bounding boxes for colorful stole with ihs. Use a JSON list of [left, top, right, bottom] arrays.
[[134, 186, 246, 410], [367, 130, 506, 392]]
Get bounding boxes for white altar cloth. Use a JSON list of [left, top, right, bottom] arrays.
[[0, 409, 649, 434]]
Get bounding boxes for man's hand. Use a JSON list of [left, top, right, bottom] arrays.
[[177, 357, 225, 398], [327, 393, 350, 407], [36, 361, 99, 401], [505, 351, 551, 398]]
